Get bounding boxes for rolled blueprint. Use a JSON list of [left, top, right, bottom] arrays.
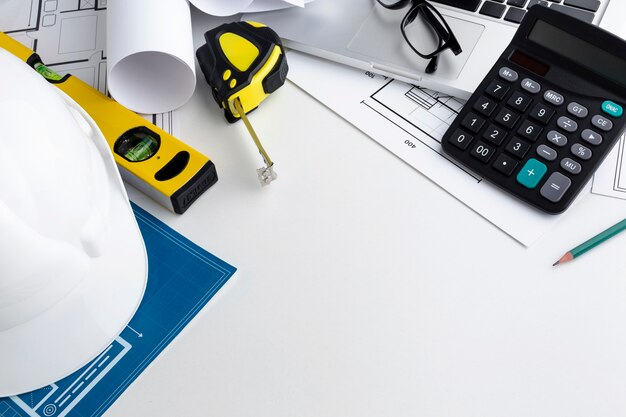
[[106, 0, 195, 114], [189, 0, 309, 16]]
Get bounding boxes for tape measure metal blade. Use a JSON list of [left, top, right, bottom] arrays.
[[196, 21, 287, 186]]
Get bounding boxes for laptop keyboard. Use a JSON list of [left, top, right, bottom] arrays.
[[430, 0, 602, 24]]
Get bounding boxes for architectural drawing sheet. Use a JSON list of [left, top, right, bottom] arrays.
[[0, 203, 236, 417], [0, 0, 179, 134], [287, 51, 565, 246], [592, 135, 626, 200]]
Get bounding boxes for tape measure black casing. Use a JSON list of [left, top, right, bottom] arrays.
[[196, 21, 288, 123]]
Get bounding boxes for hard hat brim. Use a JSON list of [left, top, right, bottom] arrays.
[[0, 90, 148, 397]]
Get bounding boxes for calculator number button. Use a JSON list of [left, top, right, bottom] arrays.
[[517, 120, 542, 142], [521, 78, 541, 94], [470, 141, 496, 163], [449, 129, 474, 150], [580, 129, 602, 146], [504, 137, 531, 159], [561, 158, 582, 175], [557, 116, 578, 133], [529, 103, 554, 124], [540, 172, 572, 203], [461, 113, 486, 133], [591, 114, 613, 131], [493, 154, 518, 176], [494, 109, 519, 129], [507, 91, 532, 112], [499, 67, 519, 82], [536, 144, 557, 161], [473, 96, 498, 117], [485, 79, 510, 100], [517, 158, 548, 189], [482, 124, 508, 146], [571, 143, 592, 160], [567, 102, 588, 118], [547, 130, 568, 147], [544, 90, 564, 106]]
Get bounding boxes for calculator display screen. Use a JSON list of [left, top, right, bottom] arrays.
[[528, 20, 626, 89]]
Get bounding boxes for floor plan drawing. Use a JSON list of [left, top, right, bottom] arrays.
[[375, 83, 464, 143], [615, 139, 626, 194], [404, 87, 464, 139], [592, 135, 626, 200], [363, 80, 479, 180], [0, 0, 177, 134]]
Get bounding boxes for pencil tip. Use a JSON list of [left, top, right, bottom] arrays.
[[553, 252, 574, 267]]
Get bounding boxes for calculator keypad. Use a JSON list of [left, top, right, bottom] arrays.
[[521, 78, 541, 94], [461, 113, 486, 133], [536, 144, 557, 161], [495, 108, 519, 129], [483, 124, 508, 146], [546, 130, 568, 147], [561, 158, 582, 175], [592, 115, 613, 131], [505, 137, 531, 159], [470, 141, 496, 163], [567, 102, 588, 118], [442, 63, 625, 213], [517, 120, 542, 142], [540, 172, 572, 203], [529, 103, 554, 124], [493, 154, 518, 176], [571, 143, 592, 160], [507, 91, 532, 112], [517, 158, 547, 189], [473, 96, 498, 116], [485, 79, 510, 100], [544, 90, 565, 106], [581, 129, 602, 145], [499, 67, 519, 82]]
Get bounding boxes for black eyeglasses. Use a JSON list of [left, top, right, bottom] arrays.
[[376, 0, 462, 74]]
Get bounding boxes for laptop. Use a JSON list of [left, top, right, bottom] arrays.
[[244, 0, 618, 99]]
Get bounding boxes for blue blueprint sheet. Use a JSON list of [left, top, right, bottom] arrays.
[[0, 203, 236, 417]]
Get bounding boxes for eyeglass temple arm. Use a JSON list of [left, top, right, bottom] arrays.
[[420, 5, 462, 56], [375, 0, 414, 10]]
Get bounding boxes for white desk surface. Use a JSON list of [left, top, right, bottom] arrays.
[[111, 10, 626, 417]]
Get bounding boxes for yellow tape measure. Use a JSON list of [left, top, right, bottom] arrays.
[[196, 21, 288, 185], [0, 32, 217, 214]]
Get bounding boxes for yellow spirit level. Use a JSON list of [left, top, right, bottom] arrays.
[[0, 32, 217, 214], [196, 21, 288, 185]]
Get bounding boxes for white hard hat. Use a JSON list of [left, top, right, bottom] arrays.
[[0, 49, 147, 396]]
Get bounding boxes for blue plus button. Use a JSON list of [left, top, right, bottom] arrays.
[[602, 100, 623, 118], [517, 158, 547, 189]]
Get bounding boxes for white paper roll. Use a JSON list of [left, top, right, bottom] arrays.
[[107, 0, 196, 114], [189, 0, 309, 16], [189, 0, 254, 16]]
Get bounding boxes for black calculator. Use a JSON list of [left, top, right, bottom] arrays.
[[441, 6, 626, 214]]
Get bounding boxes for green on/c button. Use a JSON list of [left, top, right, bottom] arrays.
[[517, 158, 547, 189], [602, 100, 623, 118]]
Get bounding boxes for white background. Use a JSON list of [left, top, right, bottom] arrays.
[[109, 9, 626, 417]]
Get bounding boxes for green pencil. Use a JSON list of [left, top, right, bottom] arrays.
[[553, 218, 626, 266]]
